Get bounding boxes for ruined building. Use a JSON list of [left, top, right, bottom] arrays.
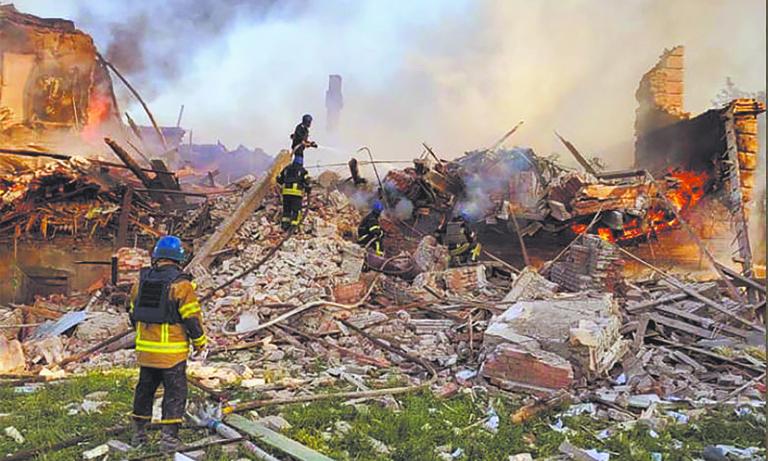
[[325, 74, 343, 133], [0, 4, 121, 150], [634, 46, 765, 274]]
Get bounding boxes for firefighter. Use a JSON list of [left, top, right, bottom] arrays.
[[358, 200, 385, 256], [276, 155, 311, 230], [290, 114, 318, 160], [129, 236, 207, 450], [437, 212, 481, 266]]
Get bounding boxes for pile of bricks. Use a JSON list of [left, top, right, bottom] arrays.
[[549, 235, 623, 292]]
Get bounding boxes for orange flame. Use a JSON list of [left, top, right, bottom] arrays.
[[81, 92, 111, 143], [570, 169, 710, 243]]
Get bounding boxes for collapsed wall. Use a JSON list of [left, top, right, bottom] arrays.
[[634, 45, 765, 274], [634, 45, 689, 159], [0, 4, 120, 148]]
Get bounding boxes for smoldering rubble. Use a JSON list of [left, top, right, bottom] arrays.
[[0, 7, 766, 460]]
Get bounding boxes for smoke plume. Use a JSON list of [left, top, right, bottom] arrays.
[[13, 0, 766, 170]]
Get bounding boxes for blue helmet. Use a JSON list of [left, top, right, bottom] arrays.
[[458, 210, 471, 222], [152, 235, 185, 262], [302, 114, 313, 126], [372, 200, 384, 213], [293, 155, 304, 166]]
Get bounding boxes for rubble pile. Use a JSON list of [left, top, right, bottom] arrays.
[[0, 157, 122, 240], [549, 235, 624, 292]]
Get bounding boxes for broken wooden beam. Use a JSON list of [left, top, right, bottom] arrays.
[[186, 149, 292, 270], [617, 246, 764, 332], [225, 414, 335, 461], [116, 186, 133, 248], [554, 131, 598, 176], [650, 313, 721, 339], [99, 54, 168, 152], [104, 138, 155, 190], [715, 262, 766, 294]]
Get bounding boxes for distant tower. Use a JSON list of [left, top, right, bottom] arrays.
[[325, 74, 343, 133]]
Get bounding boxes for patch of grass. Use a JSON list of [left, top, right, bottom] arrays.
[[0, 369, 135, 460], [281, 390, 767, 461], [2, 370, 764, 461]]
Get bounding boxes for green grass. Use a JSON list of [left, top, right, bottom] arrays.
[[0, 369, 253, 460], [279, 390, 766, 461], [1, 370, 765, 461]]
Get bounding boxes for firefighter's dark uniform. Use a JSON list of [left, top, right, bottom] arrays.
[[290, 123, 310, 159], [357, 211, 384, 256], [438, 218, 481, 266], [276, 162, 311, 230], [129, 260, 207, 442]]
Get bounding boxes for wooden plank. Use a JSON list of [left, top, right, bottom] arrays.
[[554, 131, 598, 176], [625, 292, 688, 313], [671, 350, 707, 373], [104, 138, 155, 191], [186, 149, 292, 270], [116, 186, 133, 248], [225, 414, 335, 461], [633, 314, 650, 350], [650, 313, 719, 339], [654, 304, 751, 339], [715, 262, 766, 294]]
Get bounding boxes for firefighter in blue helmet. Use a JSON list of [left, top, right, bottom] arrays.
[[276, 155, 312, 230], [357, 200, 385, 256], [129, 236, 207, 450], [290, 114, 317, 160], [437, 211, 481, 266]]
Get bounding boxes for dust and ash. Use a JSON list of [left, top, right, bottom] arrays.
[[13, 0, 766, 170]]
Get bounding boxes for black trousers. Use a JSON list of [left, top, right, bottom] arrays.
[[132, 361, 187, 424], [281, 195, 303, 228]]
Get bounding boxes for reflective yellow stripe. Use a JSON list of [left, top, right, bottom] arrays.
[[134, 322, 189, 354], [369, 225, 381, 231], [471, 243, 482, 258], [191, 281, 198, 290], [135, 341, 189, 354], [192, 335, 207, 346], [129, 301, 134, 313], [282, 184, 303, 196], [179, 301, 201, 319], [450, 243, 469, 256], [158, 419, 183, 424]]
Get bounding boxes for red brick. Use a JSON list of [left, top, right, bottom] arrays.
[[481, 344, 573, 390]]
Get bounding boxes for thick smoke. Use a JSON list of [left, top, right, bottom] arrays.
[[13, 0, 766, 170]]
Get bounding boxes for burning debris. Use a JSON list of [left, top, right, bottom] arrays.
[[0, 5, 120, 150], [0, 5, 765, 460]]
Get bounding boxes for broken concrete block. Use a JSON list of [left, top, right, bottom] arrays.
[[82, 443, 109, 459], [74, 312, 131, 342], [339, 242, 365, 282], [444, 265, 487, 293], [313, 217, 338, 238], [503, 266, 558, 303], [24, 336, 65, 365], [0, 337, 26, 373], [333, 280, 368, 304], [483, 294, 627, 388], [482, 343, 574, 392], [508, 455, 534, 461], [413, 235, 449, 273], [4, 426, 24, 444], [106, 439, 133, 453], [259, 415, 292, 432]]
